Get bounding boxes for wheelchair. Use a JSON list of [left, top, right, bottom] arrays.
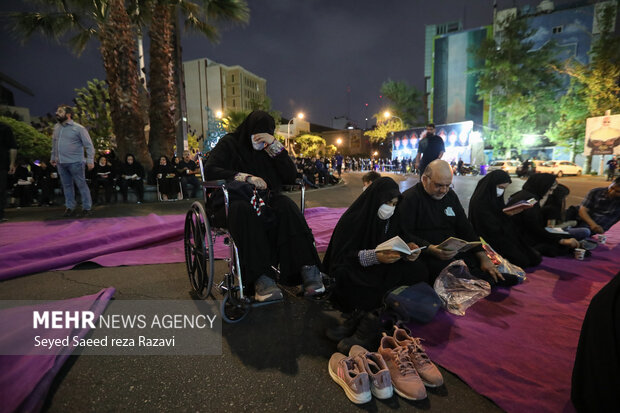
[[184, 157, 329, 323]]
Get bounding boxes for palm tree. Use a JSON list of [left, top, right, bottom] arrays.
[[146, 0, 249, 159], [7, 0, 153, 169]]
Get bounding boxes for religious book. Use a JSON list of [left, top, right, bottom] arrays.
[[502, 197, 537, 213], [436, 237, 481, 253], [375, 236, 426, 255]]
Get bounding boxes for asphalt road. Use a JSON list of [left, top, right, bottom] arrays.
[[1, 172, 610, 413]]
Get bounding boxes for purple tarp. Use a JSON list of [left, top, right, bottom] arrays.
[[0, 208, 347, 281], [407, 222, 620, 413], [0, 287, 115, 413]]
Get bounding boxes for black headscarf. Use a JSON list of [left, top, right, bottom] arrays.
[[521, 173, 557, 199], [469, 170, 512, 223], [120, 153, 144, 177], [323, 177, 401, 273], [204, 110, 295, 191]]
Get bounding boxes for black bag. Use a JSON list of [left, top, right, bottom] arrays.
[[206, 180, 277, 227], [384, 282, 442, 324]]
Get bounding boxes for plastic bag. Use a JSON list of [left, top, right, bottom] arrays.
[[481, 243, 526, 284], [433, 260, 491, 316]]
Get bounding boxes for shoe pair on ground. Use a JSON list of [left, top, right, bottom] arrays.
[[63, 208, 92, 218], [328, 345, 392, 404], [253, 264, 326, 302]]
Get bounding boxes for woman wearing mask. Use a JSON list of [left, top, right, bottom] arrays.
[[508, 173, 579, 257], [323, 177, 427, 353], [204, 111, 325, 302], [151, 156, 179, 200], [469, 170, 541, 268]]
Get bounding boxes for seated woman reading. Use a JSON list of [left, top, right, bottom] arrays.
[[323, 177, 427, 353], [469, 170, 542, 268], [508, 173, 579, 257], [204, 110, 324, 302]]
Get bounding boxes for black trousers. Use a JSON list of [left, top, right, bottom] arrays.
[[214, 193, 320, 291], [120, 179, 144, 202], [157, 177, 179, 199], [0, 170, 7, 219]]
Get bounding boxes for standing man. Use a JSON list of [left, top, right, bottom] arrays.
[[50, 105, 95, 217], [0, 122, 17, 223], [415, 123, 445, 175], [335, 152, 343, 177], [607, 156, 618, 181]]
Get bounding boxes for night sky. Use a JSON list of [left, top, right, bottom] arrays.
[[1, 0, 580, 127]]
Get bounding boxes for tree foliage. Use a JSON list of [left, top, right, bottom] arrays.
[[295, 134, 326, 157], [472, 14, 561, 152], [379, 80, 425, 126], [0, 116, 52, 161], [364, 115, 405, 143], [72, 79, 114, 153]]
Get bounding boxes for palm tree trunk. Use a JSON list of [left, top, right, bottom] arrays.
[[147, 2, 177, 161], [100, 0, 152, 170]]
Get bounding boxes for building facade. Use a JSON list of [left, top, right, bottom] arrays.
[[183, 58, 267, 139]]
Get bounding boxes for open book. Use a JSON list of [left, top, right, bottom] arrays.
[[503, 197, 537, 213], [436, 237, 481, 253], [375, 236, 426, 255]]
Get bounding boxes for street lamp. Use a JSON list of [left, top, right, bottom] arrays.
[[287, 112, 304, 151], [336, 137, 343, 146], [383, 111, 403, 124]]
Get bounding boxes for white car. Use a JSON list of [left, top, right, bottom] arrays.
[[488, 160, 521, 174], [538, 161, 582, 177]]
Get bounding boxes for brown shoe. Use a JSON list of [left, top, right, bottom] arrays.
[[378, 335, 427, 400]]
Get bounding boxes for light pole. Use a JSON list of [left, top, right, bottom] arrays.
[[383, 111, 403, 124], [287, 112, 304, 151]]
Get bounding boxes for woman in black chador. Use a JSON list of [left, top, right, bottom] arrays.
[[151, 156, 179, 200], [469, 170, 541, 268], [119, 153, 145, 203], [323, 177, 427, 353], [508, 173, 579, 257], [204, 110, 324, 302], [90, 155, 114, 204]]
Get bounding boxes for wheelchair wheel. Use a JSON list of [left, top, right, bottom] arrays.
[[184, 201, 214, 299], [221, 289, 250, 323]]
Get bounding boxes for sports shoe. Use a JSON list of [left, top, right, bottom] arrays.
[[393, 328, 443, 387], [378, 335, 427, 400], [254, 275, 283, 302], [79, 209, 93, 218], [300, 265, 326, 296], [349, 345, 393, 399], [328, 352, 371, 404], [63, 208, 75, 217], [326, 309, 366, 342]]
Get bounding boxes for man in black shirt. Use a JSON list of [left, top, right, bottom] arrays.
[[0, 122, 18, 222], [398, 160, 506, 285], [177, 150, 201, 198], [415, 123, 445, 175]]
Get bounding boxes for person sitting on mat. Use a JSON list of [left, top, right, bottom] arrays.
[[508, 173, 579, 257], [570, 176, 620, 237], [204, 110, 325, 302], [468, 170, 542, 268], [323, 177, 427, 353], [397, 160, 515, 287]]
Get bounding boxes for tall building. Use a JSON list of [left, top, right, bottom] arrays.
[[424, 21, 462, 119], [430, 26, 490, 127], [183, 58, 267, 139]]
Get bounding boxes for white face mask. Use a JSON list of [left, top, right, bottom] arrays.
[[377, 204, 395, 220], [251, 135, 265, 151], [496, 187, 505, 197]]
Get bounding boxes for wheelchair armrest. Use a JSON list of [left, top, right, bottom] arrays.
[[201, 179, 228, 189]]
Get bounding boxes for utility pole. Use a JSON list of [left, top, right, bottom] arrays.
[[173, 12, 188, 155]]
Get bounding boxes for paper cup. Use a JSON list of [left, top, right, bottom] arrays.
[[574, 248, 586, 260], [598, 235, 607, 244]]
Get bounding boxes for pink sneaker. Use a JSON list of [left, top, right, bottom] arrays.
[[378, 336, 427, 400], [349, 345, 393, 399], [393, 328, 444, 387], [328, 352, 372, 404]]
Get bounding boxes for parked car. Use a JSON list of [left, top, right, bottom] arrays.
[[488, 160, 521, 175], [537, 160, 582, 177]]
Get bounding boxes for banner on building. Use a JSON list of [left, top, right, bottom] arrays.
[[584, 114, 620, 156], [392, 121, 474, 163]]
